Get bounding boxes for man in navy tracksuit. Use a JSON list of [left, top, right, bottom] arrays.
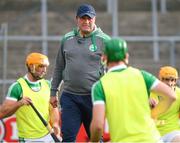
[[50, 3, 110, 142]]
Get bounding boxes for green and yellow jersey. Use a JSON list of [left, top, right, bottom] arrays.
[[6, 75, 50, 101], [92, 65, 161, 142], [6, 75, 51, 138], [151, 87, 180, 136]]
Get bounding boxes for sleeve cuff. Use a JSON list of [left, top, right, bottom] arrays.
[[50, 89, 58, 96]]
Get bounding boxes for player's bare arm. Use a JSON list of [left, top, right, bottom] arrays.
[[49, 104, 61, 138], [90, 104, 105, 142], [0, 97, 32, 119], [151, 81, 176, 118]]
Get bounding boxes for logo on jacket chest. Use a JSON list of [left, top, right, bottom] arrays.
[[89, 44, 97, 52]]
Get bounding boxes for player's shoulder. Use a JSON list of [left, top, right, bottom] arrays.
[[42, 79, 51, 88], [175, 86, 180, 95], [61, 29, 76, 43], [10, 81, 22, 90], [7, 81, 22, 100], [94, 27, 111, 40], [174, 87, 180, 103], [64, 30, 75, 39]]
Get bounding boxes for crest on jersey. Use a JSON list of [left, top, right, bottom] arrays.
[[89, 44, 97, 52]]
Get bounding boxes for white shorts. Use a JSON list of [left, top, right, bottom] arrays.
[[20, 133, 54, 142], [161, 130, 180, 143]]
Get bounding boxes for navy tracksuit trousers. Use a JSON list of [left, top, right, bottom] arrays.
[[60, 91, 92, 142]]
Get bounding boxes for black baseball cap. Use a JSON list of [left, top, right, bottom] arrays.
[[76, 4, 96, 18]]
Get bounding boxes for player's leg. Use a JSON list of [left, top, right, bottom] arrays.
[[81, 95, 92, 138], [60, 92, 82, 142], [171, 134, 180, 142], [161, 130, 180, 143]]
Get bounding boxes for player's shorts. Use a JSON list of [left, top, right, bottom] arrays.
[[19, 133, 53, 142], [161, 130, 180, 143]]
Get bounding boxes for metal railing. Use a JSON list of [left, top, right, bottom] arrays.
[[0, 0, 180, 102]]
